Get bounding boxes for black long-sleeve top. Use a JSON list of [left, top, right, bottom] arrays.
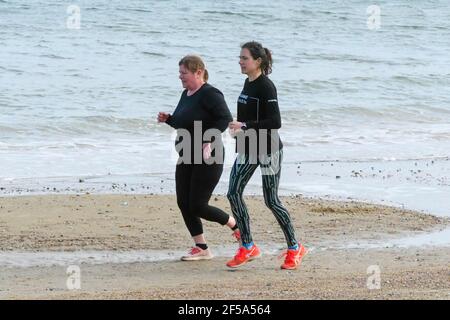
[[166, 83, 232, 162], [236, 74, 283, 155]]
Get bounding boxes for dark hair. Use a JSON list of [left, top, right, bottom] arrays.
[[178, 55, 209, 82], [241, 41, 272, 75]]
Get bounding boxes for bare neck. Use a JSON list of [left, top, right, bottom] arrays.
[[247, 70, 262, 82], [187, 81, 205, 96]]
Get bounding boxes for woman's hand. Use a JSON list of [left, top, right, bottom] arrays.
[[202, 143, 212, 160], [228, 121, 244, 130], [157, 112, 170, 123], [229, 121, 244, 137]]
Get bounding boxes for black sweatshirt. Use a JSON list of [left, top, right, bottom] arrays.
[[236, 74, 283, 155], [166, 83, 232, 162]]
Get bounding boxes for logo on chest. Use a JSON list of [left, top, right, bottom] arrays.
[[238, 93, 248, 104]]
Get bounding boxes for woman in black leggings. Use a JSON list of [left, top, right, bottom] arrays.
[[157, 55, 239, 260], [226, 42, 308, 270]]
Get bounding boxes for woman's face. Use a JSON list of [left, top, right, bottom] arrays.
[[179, 64, 201, 90], [239, 48, 261, 75]]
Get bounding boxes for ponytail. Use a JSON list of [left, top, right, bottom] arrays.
[[262, 47, 272, 75]]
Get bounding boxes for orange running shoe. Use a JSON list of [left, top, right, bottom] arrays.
[[226, 244, 261, 268], [279, 244, 308, 270]]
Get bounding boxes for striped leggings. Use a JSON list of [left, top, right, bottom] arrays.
[[227, 149, 298, 247]]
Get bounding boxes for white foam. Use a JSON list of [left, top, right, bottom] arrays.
[[0, 244, 283, 269]]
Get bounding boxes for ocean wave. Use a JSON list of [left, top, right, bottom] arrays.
[[290, 156, 450, 164], [0, 125, 23, 134], [0, 115, 167, 139], [391, 75, 428, 85], [0, 66, 23, 74], [281, 105, 450, 124], [201, 10, 273, 19], [392, 24, 427, 30], [142, 51, 166, 57], [39, 54, 73, 60], [299, 52, 402, 65], [118, 7, 153, 13]]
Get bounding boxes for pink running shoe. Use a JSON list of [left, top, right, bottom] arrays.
[[181, 246, 213, 261]]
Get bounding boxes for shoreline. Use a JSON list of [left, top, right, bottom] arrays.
[[1, 156, 449, 219]]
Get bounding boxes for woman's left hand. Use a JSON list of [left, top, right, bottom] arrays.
[[228, 121, 243, 130], [203, 143, 212, 160]]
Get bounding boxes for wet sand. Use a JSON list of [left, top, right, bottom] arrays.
[[0, 194, 449, 299]]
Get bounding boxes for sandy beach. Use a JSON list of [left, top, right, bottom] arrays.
[[0, 194, 449, 300]]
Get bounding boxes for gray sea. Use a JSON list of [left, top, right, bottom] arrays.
[[1, 0, 450, 218]]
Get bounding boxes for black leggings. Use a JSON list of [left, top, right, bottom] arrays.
[[175, 162, 230, 237]]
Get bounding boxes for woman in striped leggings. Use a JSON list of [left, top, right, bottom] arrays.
[[226, 41, 307, 270]]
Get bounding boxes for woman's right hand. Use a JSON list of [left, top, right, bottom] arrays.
[[157, 112, 170, 123], [228, 120, 243, 137]]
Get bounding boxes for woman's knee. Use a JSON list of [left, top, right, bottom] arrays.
[[177, 199, 189, 213], [189, 202, 207, 216], [227, 189, 241, 203], [264, 194, 281, 210]]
